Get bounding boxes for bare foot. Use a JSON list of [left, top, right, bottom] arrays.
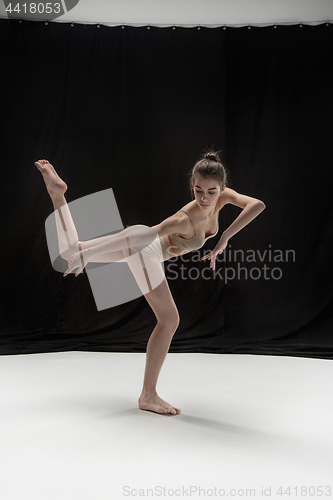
[[34, 159, 67, 199], [138, 393, 181, 415]]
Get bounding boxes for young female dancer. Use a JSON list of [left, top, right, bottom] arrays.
[[35, 152, 265, 415]]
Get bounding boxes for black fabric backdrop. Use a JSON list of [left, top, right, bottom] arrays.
[[1, 19, 332, 358]]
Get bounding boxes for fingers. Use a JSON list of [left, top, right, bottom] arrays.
[[63, 267, 71, 276], [75, 268, 83, 277], [63, 266, 83, 277], [201, 253, 217, 270], [64, 252, 84, 277], [63, 261, 77, 276]]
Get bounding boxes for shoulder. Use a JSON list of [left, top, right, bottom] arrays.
[[179, 202, 204, 225], [218, 187, 266, 210], [152, 210, 192, 238]]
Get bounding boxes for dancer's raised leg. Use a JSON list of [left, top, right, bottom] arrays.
[[35, 159, 157, 267], [35, 159, 80, 260], [35, 159, 139, 263]]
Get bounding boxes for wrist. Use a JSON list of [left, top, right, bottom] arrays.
[[83, 247, 93, 260]]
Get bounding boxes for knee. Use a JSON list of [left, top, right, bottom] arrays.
[[158, 309, 180, 332]]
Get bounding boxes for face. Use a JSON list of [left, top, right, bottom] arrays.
[[192, 175, 225, 211]]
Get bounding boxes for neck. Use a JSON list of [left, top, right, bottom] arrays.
[[201, 204, 215, 219]]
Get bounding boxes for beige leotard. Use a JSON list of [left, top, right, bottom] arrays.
[[160, 209, 219, 261]]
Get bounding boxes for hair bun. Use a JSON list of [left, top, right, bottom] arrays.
[[204, 152, 220, 162]]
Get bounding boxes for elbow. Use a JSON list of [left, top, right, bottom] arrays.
[[255, 201, 266, 210], [246, 201, 265, 214]]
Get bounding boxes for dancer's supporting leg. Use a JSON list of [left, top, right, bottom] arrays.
[[126, 258, 181, 415]]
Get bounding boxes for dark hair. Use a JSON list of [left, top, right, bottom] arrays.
[[188, 149, 228, 199]]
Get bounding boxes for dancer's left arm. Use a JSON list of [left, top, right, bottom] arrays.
[[201, 188, 266, 270]]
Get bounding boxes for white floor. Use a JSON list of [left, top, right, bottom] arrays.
[[1, 351, 333, 500]]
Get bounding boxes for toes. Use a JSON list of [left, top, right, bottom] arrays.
[[164, 404, 177, 414], [168, 406, 180, 414], [157, 398, 178, 414], [154, 404, 174, 415]]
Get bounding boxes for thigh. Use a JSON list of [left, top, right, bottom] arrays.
[[144, 276, 180, 325], [126, 256, 179, 323]]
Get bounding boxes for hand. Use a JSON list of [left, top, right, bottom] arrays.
[[201, 233, 229, 271], [64, 248, 90, 277]]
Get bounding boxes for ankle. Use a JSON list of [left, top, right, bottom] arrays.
[[140, 388, 157, 399], [52, 196, 67, 210]]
